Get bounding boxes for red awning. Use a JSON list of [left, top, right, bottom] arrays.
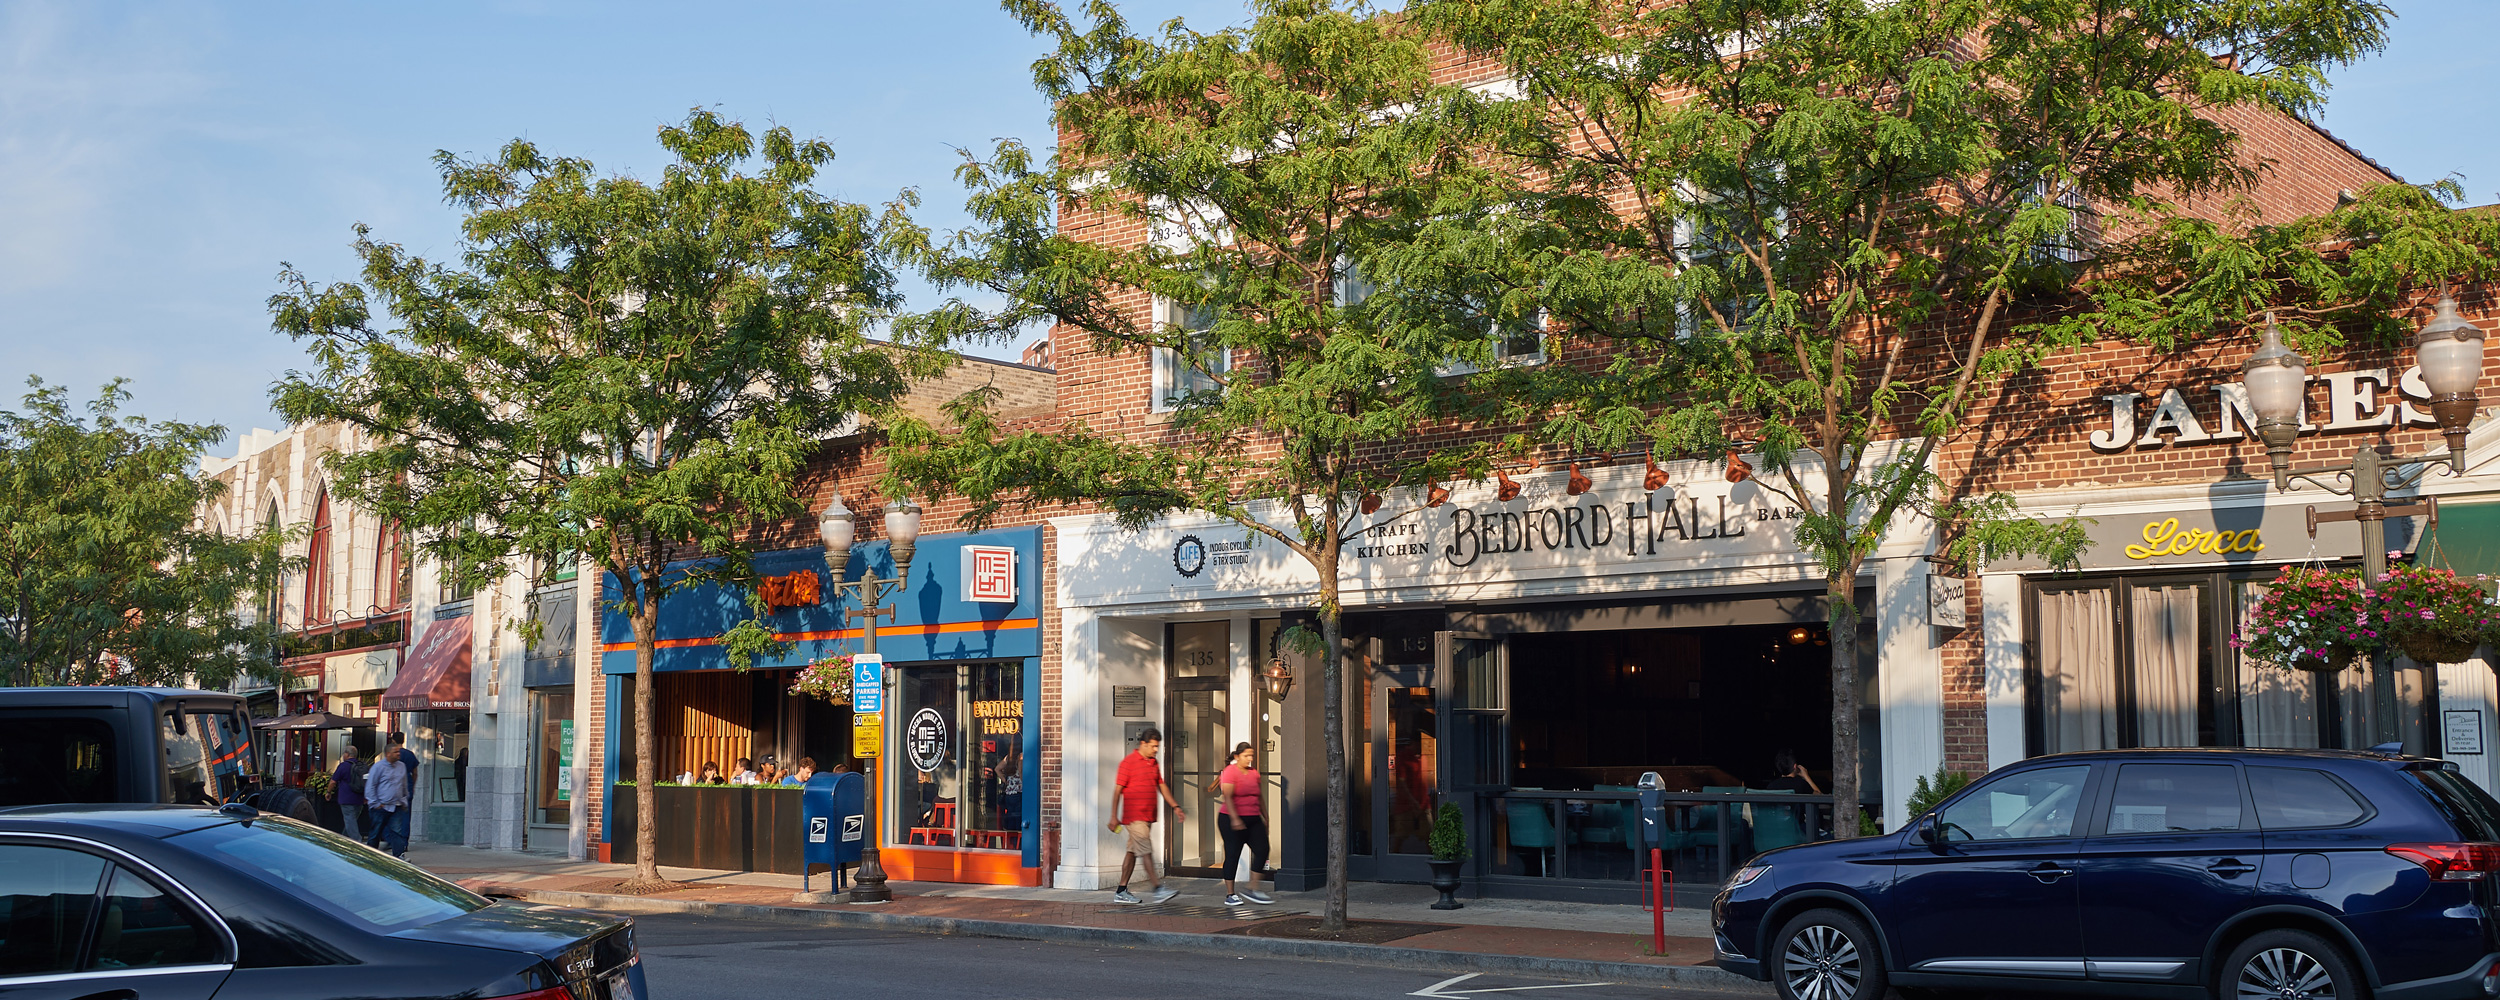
[[381, 618, 472, 712]]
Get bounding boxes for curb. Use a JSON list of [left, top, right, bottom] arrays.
[[509, 888, 1770, 992]]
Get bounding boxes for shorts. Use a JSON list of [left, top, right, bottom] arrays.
[[1123, 820, 1155, 857]]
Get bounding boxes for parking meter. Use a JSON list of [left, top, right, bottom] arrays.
[[1636, 771, 1668, 849]]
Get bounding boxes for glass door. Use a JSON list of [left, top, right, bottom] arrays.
[[1165, 620, 1232, 877], [1354, 665, 1439, 882]]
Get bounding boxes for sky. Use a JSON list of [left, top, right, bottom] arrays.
[[0, 0, 2493, 452]]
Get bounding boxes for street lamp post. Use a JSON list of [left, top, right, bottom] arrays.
[[817, 494, 923, 904], [2241, 296, 2488, 740]]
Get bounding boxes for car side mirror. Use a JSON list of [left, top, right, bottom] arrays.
[[1916, 814, 1942, 849]]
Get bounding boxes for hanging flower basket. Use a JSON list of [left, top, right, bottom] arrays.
[[2372, 564, 2500, 665], [2233, 565, 2384, 674], [788, 655, 853, 705]]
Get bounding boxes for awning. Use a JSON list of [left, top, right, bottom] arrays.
[[253, 711, 378, 731], [2421, 501, 2500, 581], [381, 618, 473, 712]]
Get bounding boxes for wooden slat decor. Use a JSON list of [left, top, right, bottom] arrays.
[[656, 672, 753, 781]]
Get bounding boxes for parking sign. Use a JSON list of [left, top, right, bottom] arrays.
[[852, 653, 884, 714]]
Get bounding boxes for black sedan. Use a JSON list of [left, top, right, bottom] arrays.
[[0, 803, 645, 1000]]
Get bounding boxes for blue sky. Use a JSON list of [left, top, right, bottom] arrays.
[[0, 0, 2492, 445]]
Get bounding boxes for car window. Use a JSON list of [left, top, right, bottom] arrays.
[[0, 844, 109, 979], [183, 818, 489, 932], [1935, 765, 2089, 842], [0, 717, 118, 806], [88, 866, 221, 971], [2248, 767, 2368, 829], [2104, 764, 2242, 834], [2409, 768, 2500, 841]]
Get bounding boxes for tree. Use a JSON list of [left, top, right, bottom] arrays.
[[0, 378, 291, 688], [885, 0, 1511, 929], [270, 110, 936, 885], [1407, 0, 2398, 832]]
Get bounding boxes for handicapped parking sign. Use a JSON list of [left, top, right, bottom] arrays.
[[852, 653, 884, 714]]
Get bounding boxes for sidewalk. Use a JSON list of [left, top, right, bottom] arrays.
[[408, 844, 1761, 990]]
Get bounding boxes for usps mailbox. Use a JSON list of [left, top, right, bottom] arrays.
[[802, 771, 868, 888]]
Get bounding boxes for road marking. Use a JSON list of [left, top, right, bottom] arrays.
[[1410, 973, 1619, 997]]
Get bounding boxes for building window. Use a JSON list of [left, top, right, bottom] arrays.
[[1675, 183, 1779, 337], [304, 489, 332, 625], [892, 660, 1026, 850], [2027, 570, 2434, 755], [1150, 297, 1228, 413], [376, 522, 409, 609], [2027, 178, 2096, 264]]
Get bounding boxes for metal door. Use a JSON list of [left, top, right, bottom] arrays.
[[1351, 665, 1439, 882]]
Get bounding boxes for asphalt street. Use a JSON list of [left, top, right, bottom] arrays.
[[628, 911, 1727, 1000]]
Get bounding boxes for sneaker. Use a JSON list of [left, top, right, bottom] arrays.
[[1149, 885, 1179, 904], [1113, 888, 1141, 904], [1223, 893, 1246, 906], [1243, 888, 1276, 904]]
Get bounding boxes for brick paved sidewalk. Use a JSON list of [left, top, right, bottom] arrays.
[[410, 844, 1751, 989]]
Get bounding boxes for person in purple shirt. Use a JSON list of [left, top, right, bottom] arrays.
[[331, 744, 369, 841]]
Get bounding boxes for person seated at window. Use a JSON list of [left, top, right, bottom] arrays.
[[732, 757, 757, 785], [696, 762, 725, 785], [1764, 749, 1820, 794], [756, 762, 782, 785], [783, 757, 817, 785]]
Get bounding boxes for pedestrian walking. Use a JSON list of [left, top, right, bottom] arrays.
[[363, 732, 414, 857], [1108, 728, 1183, 904], [1213, 742, 1275, 905], [331, 744, 370, 842]]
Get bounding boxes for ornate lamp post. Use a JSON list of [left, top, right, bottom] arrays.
[[817, 494, 923, 903], [2242, 296, 2487, 742]]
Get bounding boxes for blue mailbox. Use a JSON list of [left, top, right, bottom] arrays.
[[802, 772, 868, 875]]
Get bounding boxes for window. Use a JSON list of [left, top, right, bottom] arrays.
[[193, 819, 487, 931], [437, 557, 474, 608], [2408, 769, 2500, 841], [160, 708, 254, 806], [375, 522, 409, 609], [0, 717, 117, 806], [304, 489, 332, 625], [88, 866, 219, 971], [2031, 578, 2216, 753], [1675, 183, 1777, 337], [0, 845, 108, 978], [1934, 764, 2089, 842], [2104, 763, 2242, 834], [2026, 178, 2096, 264], [891, 661, 1027, 851], [2248, 768, 2368, 829], [1150, 297, 1228, 412], [1436, 305, 1547, 375]]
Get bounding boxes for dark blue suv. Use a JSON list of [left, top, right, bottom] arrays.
[[1714, 748, 2500, 1000]]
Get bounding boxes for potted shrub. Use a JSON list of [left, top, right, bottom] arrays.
[[2371, 564, 2500, 665], [2234, 565, 2387, 673], [1427, 801, 1467, 910]]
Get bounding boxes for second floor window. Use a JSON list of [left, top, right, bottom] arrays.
[[304, 489, 332, 625], [1151, 296, 1228, 413]]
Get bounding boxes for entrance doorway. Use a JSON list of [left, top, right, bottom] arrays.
[[1164, 621, 1233, 877], [1350, 664, 1439, 882]]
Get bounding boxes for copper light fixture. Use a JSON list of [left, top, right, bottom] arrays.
[[1426, 481, 1450, 507], [1725, 450, 1754, 484], [1495, 471, 1522, 502], [1360, 491, 1383, 515], [1786, 626, 1812, 646], [1644, 458, 1669, 491], [1261, 657, 1295, 700], [1566, 463, 1592, 496]]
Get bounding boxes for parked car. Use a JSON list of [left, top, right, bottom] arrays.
[[0, 803, 644, 1000], [0, 687, 337, 818], [1714, 747, 2500, 1000]]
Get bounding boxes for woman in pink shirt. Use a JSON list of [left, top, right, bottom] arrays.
[[1215, 742, 1275, 905]]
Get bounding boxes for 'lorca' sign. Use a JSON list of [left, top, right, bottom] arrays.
[[2092, 367, 2445, 452]]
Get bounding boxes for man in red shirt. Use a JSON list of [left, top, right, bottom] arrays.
[[1109, 728, 1185, 903]]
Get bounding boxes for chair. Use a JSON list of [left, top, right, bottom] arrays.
[[1505, 799, 1556, 877], [1749, 793, 1810, 854]]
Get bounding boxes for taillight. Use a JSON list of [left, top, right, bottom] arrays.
[[481, 987, 574, 1000], [2387, 843, 2500, 880]]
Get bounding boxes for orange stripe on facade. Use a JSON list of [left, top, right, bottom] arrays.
[[596, 618, 1039, 654]]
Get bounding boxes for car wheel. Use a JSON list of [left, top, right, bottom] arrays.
[[1772, 908, 1887, 1000], [258, 787, 318, 824], [2223, 929, 2357, 1000]]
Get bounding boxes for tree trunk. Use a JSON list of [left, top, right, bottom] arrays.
[[631, 586, 661, 883], [1827, 571, 1864, 840], [1319, 547, 1349, 931]]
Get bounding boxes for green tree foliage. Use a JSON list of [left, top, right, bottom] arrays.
[[0, 379, 293, 688], [1408, 0, 2404, 835], [886, 0, 1510, 928], [1905, 765, 1977, 820], [268, 110, 937, 883]]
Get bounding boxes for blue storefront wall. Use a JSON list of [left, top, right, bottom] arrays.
[[598, 526, 1043, 869]]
